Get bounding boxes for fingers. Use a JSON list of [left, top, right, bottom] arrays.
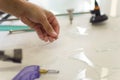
[[46, 12, 60, 39], [41, 18, 58, 38], [40, 26, 55, 42], [48, 36, 55, 42], [20, 16, 56, 42], [51, 18, 60, 35], [48, 15, 60, 37], [20, 16, 44, 40]]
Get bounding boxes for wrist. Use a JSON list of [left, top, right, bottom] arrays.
[[11, 0, 28, 17], [0, 0, 28, 17]]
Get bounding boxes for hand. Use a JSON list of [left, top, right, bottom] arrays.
[[20, 2, 60, 42]]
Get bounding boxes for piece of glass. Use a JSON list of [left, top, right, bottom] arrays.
[[29, 0, 93, 15]]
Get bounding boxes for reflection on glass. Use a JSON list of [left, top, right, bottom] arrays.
[[76, 26, 88, 35], [110, 0, 118, 17], [29, 0, 96, 15], [100, 67, 109, 80], [71, 49, 111, 80], [72, 49, 94, 67], [76, 69, 91, 80]]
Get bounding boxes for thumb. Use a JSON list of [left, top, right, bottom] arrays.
[[41, 19, 57, 38]]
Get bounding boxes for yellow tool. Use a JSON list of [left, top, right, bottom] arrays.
[[40, 69, 59, 74]]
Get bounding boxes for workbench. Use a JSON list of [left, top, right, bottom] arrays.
[[0, 14, 120, 80]]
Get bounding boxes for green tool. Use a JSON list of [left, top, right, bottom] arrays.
[[0, 25, 34, 34], [0, 25, 31, 31]]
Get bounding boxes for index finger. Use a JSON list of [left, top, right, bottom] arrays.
[[47, 14, 60, 37]]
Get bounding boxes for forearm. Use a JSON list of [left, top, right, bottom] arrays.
[[0, 0, 27, 17]]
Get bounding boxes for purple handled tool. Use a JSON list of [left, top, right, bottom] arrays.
[[13, 65, 40, 80], [13, 65, 59, 80]]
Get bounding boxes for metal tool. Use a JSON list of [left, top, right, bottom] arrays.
[[90, 0, 108, 24], [9, 29, 34, 34], [0, 12, 19, 23], [0, 49, 22, 63], [67, 9, 74, 24], [0, 18, 19, 22]]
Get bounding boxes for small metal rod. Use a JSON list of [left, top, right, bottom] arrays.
[[67, 9, 74, 24], [9, 29, 34, 34], [0, 18, 19, 22]]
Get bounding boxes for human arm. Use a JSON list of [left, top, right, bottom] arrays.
[[0, 0, 60, 42]]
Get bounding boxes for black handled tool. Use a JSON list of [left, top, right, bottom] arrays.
[[90, 0, 108, 24], [0, 49, 22, 63]]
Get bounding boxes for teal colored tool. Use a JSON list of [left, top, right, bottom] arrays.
[[0, 25, 31, 31], [0, 25, 34, 34]]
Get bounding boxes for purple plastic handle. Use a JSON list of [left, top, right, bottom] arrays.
[[13, 65, 40, 80]]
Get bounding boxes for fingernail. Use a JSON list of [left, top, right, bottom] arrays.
[[52, 32, 57, 36]]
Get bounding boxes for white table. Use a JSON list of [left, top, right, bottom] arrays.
[[0, 14, 120, 80]]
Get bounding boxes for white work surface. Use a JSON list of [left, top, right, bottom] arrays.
[[0, 14, 120, 80]]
